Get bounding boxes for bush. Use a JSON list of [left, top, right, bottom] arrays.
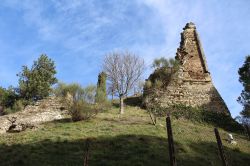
[[54, 83, 96, 103], [69, 101, 98, 121], [54, 82, 101, 122], [3, 108, 14, 114], [2, 100, 26, 115], [144, 80, 152, 89], [0, 86, 19, 109], [145, 65, 178, 91], [12, 100, 24, 112], [154, 79, 163, 88], [97, 101, 112, 112], [147, 104, 243, 132]]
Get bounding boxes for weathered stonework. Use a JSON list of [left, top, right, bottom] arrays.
[[0, 96, 68, 134], [144, 22, 230, 114]]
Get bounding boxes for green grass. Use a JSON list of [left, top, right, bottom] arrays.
[[0, 106, 249, 166]]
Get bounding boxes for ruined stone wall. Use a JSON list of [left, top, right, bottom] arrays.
[[0, 96, 67, 134], [176, 22, 211, 81], [157, 79, 229, 113], [143, 22, 230, 115]]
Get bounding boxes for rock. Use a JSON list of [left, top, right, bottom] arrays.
[[227, 133, 237, 145], [231, 141, 237, 145], [0, 96, 68, 134]]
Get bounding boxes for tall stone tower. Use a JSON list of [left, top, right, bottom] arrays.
[[144, 22, 230, 114], [176, 22, 211, 81]]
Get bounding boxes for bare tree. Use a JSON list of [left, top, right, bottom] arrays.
[[107, 82, 115, 101], [103, 51, 145, 114]]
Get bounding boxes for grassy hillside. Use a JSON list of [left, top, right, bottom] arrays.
[[0, 106, 249, 166]]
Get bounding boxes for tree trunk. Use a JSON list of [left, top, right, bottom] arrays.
[[119, 96, 124, 114], [148, 110, 156, 125]]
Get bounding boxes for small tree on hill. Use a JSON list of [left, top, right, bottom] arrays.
[[103, 51, 145, 114], [238, 55, 250, 120], [18, 54, 57, 101], [0, 86, 19, 111], [95, 72, 107, 103]]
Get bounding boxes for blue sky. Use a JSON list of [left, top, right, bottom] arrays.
[[0, 0, 249, 117]]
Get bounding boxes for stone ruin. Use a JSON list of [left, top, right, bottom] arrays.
[[0, 96, 67, 134], [143, 22, 230, 114]]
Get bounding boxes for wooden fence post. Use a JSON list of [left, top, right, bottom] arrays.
[[83, 139, 90, 166], [214, 128, 228, 166], [166, 115, 177, 166]]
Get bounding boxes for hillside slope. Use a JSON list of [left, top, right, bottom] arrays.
[[0, 106, 249, 166]]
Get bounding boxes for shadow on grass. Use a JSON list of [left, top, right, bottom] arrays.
[[175, 141, 250, 166], [102, 117, 151, 125], [112, 96, 142, 108], [51, 118, 73, 123], [124, 96, 142, 107], [0, 135, 249, 166], [112, 102, 120, 108]]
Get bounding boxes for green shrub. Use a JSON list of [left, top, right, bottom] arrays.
[[12, 100, 24, 113], [147, 104, 243, 132], [69, 101, 98, 121], [0, 86, 19, 109], [97, 101, 112, 112], [144, 80, 152, 89], [54, 82, 101, 122], [154, 79, 163, 88], [1, 99, 27, 115], [3, 108, 14, 114]]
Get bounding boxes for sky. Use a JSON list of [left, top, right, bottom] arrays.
[[0, 0, 250, 117]]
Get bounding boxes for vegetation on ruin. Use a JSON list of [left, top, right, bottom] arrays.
[[146, 104, 243, 132], [144, 57, 179, 91], [151, 57, 179, 69]]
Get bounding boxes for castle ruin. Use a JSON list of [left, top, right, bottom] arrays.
[[144, 22, 230, 114]]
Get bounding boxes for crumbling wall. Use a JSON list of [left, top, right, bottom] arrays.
[[143, 22, 230, 115], [0, 96, 67, 134]]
